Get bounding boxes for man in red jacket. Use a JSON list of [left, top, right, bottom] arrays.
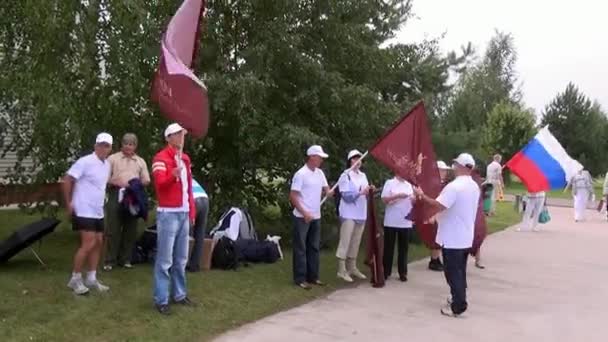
[[151, 123, 196, 315]]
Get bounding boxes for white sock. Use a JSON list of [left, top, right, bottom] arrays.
[[86, 271, 97, 283], [71, 272, 82, 281]]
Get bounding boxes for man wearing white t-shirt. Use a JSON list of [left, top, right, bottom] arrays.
[[381, 175, 415, 282], [63, 133, 113, 295], [289, 145, 333, 290], [414, 153, 480, 317]]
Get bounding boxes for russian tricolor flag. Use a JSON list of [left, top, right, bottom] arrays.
[[506, 126, 583, 192]]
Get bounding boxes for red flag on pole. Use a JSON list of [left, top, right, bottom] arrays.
[[369, 101, 442, 248], [364, 193, 385, 288], [471, 170, 488, 255], [151, 0, 209, 139]]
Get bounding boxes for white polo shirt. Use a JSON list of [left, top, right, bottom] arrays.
[[337, 169, 369, 221], [291, 165, 329, 220], [435, 175, 480, 249], [67, 153, 111, 219], [381, 178, 414, 228]]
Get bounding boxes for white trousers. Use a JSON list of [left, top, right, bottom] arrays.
[[336, 219, 365, 260], [522, 196, 545, 230], [573, 191, 590, 221]]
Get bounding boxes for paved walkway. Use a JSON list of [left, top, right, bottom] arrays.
[[215, 206, 608, 342]]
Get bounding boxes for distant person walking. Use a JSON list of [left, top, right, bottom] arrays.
[[63, 133, 113, 295], [485, 154, 503, 216], [567, 169, 593, 222], [414, 153, 480, 317], [519, 191, 546, 232]]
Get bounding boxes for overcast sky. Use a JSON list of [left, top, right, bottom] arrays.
[[395, 0, 607, 114]]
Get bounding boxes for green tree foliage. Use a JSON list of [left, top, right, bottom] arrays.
[[541, 83, 608, 175], [1, 0, 467, 216], [481, 101, 536, 167]]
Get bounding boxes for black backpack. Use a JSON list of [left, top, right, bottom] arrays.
[[211, 236, 239, 270], [235, 239, 280, 264]]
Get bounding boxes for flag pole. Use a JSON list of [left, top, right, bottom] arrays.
[[320, 150, 369, 205]]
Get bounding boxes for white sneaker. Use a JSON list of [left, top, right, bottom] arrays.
[[440, 305, 461, 318], [67, 278, 90, 295], [349, 268, 367, 280], [337, 270, 354, 282], [84, 279, 110, 292]]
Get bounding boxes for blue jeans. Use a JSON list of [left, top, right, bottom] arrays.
[[154, 211, 189, 305], [442, 248, 469, 314], [292, 217, 321, 284]]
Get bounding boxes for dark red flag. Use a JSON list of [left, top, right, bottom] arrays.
[[369, 101, 442, 248], [364, 193, 385, 288], [470, 170, 488, 255], [151, 0, 209, 139]]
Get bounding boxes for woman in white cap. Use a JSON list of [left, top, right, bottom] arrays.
[[335, 149, 371, 282]]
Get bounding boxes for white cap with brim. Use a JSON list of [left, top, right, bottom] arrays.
[[307, 145, 329, 158], [453, 153, 476, 168], [436, 160, 450, 170], [347, 149, 363, 160], [95, 132, 113, 145], [164, 123, 186, 138]]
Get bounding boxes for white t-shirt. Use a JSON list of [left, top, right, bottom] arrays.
[[486, 161, 502, 184], [67, 153, 111, 219], [435, 175, 480, 249], [290, 165, 329, 220], [381, 178, 414, 228], [337, 169, 369, 221]]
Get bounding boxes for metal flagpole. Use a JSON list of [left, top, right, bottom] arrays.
[[320, 150, 369, 205]]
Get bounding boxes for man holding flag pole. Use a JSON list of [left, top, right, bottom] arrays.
[[150, 0, 210, 314]]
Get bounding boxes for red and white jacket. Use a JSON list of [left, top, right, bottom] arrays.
[[151, 146, 196, 221]]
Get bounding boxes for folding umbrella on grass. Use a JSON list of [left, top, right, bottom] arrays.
[[0, 218, 61, 266]]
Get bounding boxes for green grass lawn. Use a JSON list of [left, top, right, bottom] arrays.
[[505, 181, 604, 200], [0, 202, 518, 342]]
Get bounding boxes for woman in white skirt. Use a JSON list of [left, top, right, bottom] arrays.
[[519, 191, 546, 231], [336, 149, 372, 282], [567, 169, 593, 222]]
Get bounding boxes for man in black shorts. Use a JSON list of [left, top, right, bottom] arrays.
[[62, 133, 113, 295]]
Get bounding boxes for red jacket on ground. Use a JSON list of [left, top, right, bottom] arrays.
[[151, 145, 195, 221]]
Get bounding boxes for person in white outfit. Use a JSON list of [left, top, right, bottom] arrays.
[[381, 174, 415, 282], [335, 149, 371, 282], [520, 191, 546, 231], [485, 154, 503, 216], [567, 169, 593, 222]]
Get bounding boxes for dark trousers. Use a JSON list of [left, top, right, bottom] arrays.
[[292, 217, 321, 284], [105, 187, 138, 266], [383, 227, 409, 277], [187, 197, 209, 271], [442, 248, 469, 314]]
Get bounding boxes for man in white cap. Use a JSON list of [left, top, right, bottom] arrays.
[[63, 132, 113, 295], [427, 160, 451, 272], [289, 145, 333, 289], [414, 153, 480, 317], [151, 123, 196, 315]]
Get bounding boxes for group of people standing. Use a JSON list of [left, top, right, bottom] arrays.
[[63, 124, 208, 315], [288, 145, 482, 317]]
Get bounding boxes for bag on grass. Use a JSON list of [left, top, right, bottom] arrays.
[[211, 236, 239, 270]]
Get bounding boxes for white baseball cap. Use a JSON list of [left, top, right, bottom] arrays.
[[95, 132, 113, 145], [436, 160, 450, 170], [164, 123, 186, 138], [347, 149, 363, 160], [453, 153, 476, 168], [307, 145, 329, 158]]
